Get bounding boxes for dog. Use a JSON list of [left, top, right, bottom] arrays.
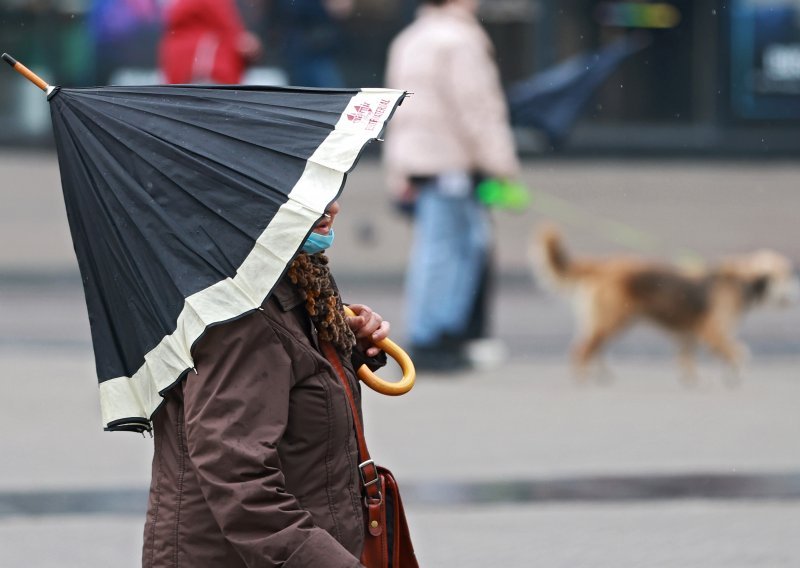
[[532, 224, 799, 381]]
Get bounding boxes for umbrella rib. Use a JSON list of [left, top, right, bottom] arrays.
[[91, 102, 321, 183], [57, 105, 171, 369], [79, 90, 341, 146], [66, 99, 261, 265], [69, 95, 357, 223], [60, 104, 195, 312], [80, 86, 345, 122]]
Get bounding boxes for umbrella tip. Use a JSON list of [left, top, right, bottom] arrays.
[[2, 52, 51, 93]]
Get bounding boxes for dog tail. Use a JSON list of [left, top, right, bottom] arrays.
[[532, 224, 575, 287]]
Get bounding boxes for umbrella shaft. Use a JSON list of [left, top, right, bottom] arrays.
[[2, 53, 49, 92]]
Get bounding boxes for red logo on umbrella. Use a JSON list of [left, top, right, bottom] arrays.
[[347, 102, 373, 124], [347, 98, 392, 131]]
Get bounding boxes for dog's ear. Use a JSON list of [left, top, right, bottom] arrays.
[[745, 275, 769, 302]]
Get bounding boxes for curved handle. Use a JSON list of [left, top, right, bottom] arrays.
[[344, 305, 416, 396]]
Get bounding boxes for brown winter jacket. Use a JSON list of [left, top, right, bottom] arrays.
[[142, 275, 383, 567]]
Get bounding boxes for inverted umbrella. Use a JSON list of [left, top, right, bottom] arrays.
[[508, 34, 650, 148], [3, 53, 409, 433]]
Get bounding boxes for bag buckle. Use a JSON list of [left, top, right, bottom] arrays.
[[359, 459, 380, 488]]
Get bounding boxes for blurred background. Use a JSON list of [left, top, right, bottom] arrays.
[[4, 0, 800, 152], [1, 1, 799, 567]]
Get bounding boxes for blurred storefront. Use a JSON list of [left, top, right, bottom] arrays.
[[522, 0, 800, 153], [1, 0, 799, 153]]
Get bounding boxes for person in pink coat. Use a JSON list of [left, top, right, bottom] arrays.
[[384, 0, 520, 371], [159, 0, 262, 84]]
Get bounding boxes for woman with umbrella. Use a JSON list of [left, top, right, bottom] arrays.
[[142, 200, 389, 567], [3, 53, 415, 566]]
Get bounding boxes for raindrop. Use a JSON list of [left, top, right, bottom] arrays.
[[711, 9, 717, 16]]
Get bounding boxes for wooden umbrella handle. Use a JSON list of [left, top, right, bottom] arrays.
[[343, 305, 416, 396], [2, 53, 50, 92]]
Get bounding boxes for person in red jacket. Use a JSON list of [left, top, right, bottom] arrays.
[[159, 0, 262, 84]]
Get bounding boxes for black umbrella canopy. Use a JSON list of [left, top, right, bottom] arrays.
[[44, 83, 405, 432], [507, 34, 649, 147]]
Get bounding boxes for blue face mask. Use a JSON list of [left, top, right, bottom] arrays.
[[302, 230, 335, 254]]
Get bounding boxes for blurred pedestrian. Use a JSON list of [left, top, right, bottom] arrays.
[[159, 0, 262, 85], [384, 0, 520, 372], [272, 0, 354, 87]]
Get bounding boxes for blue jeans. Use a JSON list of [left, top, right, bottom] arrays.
[[406, 180, 490, 347]]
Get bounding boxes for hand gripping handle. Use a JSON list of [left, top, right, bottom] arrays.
[[343, 305, 416, 396]]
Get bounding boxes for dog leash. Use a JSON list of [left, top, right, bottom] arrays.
[[527, 185, 706, 268]]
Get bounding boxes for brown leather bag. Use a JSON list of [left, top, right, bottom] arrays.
[[322, 341, 419, 568]]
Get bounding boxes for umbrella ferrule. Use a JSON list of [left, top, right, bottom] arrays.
[[2, 52, 51, 92]]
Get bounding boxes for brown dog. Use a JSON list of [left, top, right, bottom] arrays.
[[533, 225, 799, 380]]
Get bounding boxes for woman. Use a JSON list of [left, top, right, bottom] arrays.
[[142, 201, 388, 567]]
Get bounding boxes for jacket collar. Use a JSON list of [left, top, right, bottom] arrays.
[[269, 274, 306, 312]]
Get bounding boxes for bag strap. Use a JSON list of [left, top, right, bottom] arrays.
[[322, 341, 420, 567], [320, 342, 383, 509]]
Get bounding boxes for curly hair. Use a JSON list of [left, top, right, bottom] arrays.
[[287, 252, 356, 356]]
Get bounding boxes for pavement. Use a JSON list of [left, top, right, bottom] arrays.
[[1, 151, 799, 567]]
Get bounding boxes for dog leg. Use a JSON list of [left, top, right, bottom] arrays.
[[677, 336, 699, 386], [570, 342, 593, 384], [595, 356, 616, 384], [720, 344, 750, 388], [571, 300, 631, 383], [571, 331, 613, 383], [697, 322, 748, 385]]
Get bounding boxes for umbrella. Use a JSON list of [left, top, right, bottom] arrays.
[[3, 53, 408, 433], [507, 33, 650, 148]]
